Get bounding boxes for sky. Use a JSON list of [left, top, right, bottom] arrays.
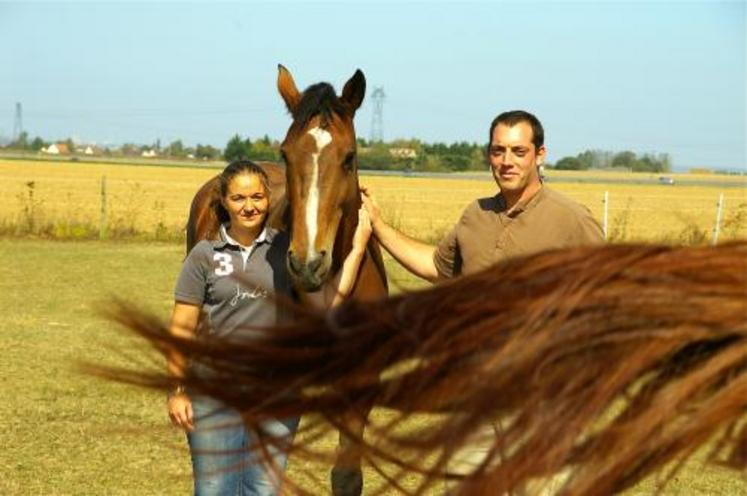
[[1, 1, 745, 170]]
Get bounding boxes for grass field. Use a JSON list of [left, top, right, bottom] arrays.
[[1, 159, 746, 494], [2, 239, 746, 495]]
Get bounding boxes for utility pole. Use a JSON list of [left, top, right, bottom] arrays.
[[13, 102, 23, 141], [370, 87, 385, 143]]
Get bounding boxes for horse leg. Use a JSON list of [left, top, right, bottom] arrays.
[[331, 409, 368, 496]]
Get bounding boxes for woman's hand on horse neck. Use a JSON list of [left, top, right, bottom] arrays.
[[307, 207, 371, 308]]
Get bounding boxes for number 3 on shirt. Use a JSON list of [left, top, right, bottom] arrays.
[[213, 253, 234, 276]]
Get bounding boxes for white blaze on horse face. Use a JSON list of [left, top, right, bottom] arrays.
[[306, 126, 332, 260]]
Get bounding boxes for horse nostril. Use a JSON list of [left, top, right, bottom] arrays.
[[308, 255, 323, 273], [287, 251, 302, 273], [319, 250, 327, 258]]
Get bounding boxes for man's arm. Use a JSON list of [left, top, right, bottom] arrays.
[[361, 187, 439, 282]]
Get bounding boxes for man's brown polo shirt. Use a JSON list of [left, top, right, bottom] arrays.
[[434, 187, 604, 278]]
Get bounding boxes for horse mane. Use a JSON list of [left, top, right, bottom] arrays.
[[293, 82, 349, 129], [98, 242, 747, 495]]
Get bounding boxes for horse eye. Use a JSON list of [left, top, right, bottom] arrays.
[[343, 152, 356, 171]]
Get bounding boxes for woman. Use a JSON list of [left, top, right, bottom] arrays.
[[165, 159, 371, 495]]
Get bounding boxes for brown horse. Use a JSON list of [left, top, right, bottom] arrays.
[[185, 65, 388, 496], [107, 241, 747, 495]]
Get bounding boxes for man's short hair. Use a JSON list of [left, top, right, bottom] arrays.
[[488, 110, 544, 150]]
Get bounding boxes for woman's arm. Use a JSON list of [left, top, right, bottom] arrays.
[[307, 207, 372, 308], [166, 301, 201, 431]]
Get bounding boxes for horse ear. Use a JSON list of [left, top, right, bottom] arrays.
[[341, 69, 366, 113], [277, 64, 301, 113]]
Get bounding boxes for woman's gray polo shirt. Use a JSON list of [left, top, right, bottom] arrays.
[[174, 226, 292, 339]]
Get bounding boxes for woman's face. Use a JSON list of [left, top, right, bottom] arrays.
[[221, 173, 269, 233]]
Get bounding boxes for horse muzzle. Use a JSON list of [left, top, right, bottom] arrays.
[[287, 250, 329, 292]]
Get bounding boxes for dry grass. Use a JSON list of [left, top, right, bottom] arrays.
[[0, 159, 218, 236], [1, 159, 745, 244]]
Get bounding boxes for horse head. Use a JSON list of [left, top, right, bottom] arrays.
[[277, 65, 365, 292]]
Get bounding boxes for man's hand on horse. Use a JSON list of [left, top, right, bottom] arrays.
[[360, 187, 382, 229], [353, 207, 372, 253]]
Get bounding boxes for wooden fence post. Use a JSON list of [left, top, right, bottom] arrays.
[[99, 176, 108, 240], [712, 192, 724, 245], [602, 191, 609, 240]]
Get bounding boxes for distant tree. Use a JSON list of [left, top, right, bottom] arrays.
[[631, 153, 671, 173], [249, 140, 278, 161], [577, 150, 597, 170], [442, 154, 470, 171], [419, 154, 450, 173], [555, 156, 584, 170], [418, 140, 484, 172], [656, 153, 672, 173], [30, 136, 46, 151], [11, 131, 29, 149], [224, 134, 250, 162], [120, 143, 139, 156], [469, 147, 487, 170], [195, 144, 220, 160], [358, 143, 394, 170], [633, 155, 655, 173], [612, 151, 637, 169], [166, 139, 185, 157], [557, 149, 671, 173]]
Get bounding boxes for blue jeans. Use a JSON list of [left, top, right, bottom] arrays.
[[187, 396, 300, 496]]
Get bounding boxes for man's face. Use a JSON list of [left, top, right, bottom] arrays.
[[488, 122, 545, 196]]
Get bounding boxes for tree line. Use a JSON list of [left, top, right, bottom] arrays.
[[552, 149, 671, 173], [3, 132, 671, 173]]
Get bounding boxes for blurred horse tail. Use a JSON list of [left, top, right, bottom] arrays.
[[105, 241, 747, 494]]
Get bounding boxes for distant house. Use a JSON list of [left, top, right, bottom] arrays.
[[141, 149, 157, 158], [44, 143, 70, 155], [389, 147, 418, 159], [84, 146, 95, 155]]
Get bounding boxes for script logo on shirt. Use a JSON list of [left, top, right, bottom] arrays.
[[230, 284, 268, 306]]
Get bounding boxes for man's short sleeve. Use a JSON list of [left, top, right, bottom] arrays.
[[573, 209, 606, 245], [433, 225, 459, 279], [175, 242, 209, 305]]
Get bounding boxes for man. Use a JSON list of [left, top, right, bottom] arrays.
[[361, 110, 604, 491], [361, 110, 603, 281]]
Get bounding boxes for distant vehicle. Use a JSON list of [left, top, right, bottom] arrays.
[[658, 176, 675, 185]]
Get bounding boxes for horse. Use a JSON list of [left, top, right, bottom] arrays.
[[107, 241, 747, 494], [184, 65, 388, 496]]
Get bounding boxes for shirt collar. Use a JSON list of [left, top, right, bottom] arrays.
[[212, 224, 275, 249], [501, 186, 545, 218]]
